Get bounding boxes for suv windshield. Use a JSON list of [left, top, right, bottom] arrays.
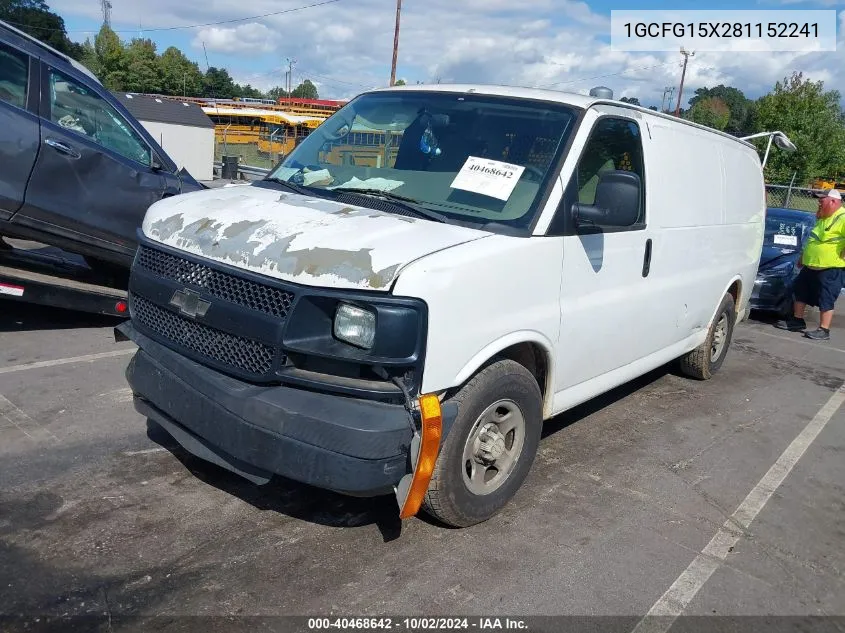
[[264, 90, 578, 229], [764, 212, 814, 249]]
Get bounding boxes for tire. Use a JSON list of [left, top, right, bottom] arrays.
[[421, 359, 543, 528], [678, 292, 736, 380]]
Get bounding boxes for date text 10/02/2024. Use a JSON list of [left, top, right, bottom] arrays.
[[622, 22, 819, 38], [307, 617, 529, 630]]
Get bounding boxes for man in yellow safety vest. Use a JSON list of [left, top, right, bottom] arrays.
[[776, 188, 845, 340]]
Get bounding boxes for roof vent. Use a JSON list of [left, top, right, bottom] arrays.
[[589, 86, 613, 99]]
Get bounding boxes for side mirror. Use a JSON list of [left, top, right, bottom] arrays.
[[572, 170, 642, 228], [151, 153, 164, 171]]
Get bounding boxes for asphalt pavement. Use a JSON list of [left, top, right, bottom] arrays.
[[1, 300, 843, 632]]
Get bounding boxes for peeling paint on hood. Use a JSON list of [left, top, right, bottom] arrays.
[[141, 184, 490, 291]]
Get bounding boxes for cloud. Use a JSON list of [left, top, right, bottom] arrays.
[[47, 0, 845, 106], [191, 23, 277, 55]]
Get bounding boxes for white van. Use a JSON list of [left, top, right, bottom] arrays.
[[116, 84, 765, 528]]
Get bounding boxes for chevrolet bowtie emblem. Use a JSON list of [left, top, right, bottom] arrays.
[[169, 288, 210, 318]]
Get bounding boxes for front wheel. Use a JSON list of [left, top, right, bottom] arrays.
[[678, 292, 736, 380], [422, 359, 543, 528]]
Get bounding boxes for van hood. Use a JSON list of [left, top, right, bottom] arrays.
[[141, 184, 489, 291]]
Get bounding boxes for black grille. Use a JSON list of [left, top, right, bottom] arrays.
[[132, 294, 275, 376], [137, 246, 295, 319]]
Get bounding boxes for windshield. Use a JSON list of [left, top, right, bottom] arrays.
[[265, 91, 578, 229], [764, 212, 813, 249]]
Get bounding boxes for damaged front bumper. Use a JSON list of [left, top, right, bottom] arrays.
[[116, 320, 455, 501]]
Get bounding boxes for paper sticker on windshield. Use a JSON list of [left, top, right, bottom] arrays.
[[774, 234, 798, 246], [450, 157, 525, 201]]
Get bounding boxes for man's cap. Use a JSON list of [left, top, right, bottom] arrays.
[[813, 188, 842, 200]]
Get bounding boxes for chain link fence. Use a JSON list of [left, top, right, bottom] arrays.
[[765, 184, 824, 213]]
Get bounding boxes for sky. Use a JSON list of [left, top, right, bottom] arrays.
[[46, 0, 844, 109]]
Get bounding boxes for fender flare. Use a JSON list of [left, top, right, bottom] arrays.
[[709, 275, 744, 329], [447, 330, 557, 418]]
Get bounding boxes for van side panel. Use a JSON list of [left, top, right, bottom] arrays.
[[719, 142, 766, 312], [641, 114, 761, 337]]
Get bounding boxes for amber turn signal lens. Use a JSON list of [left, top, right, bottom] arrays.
[[398, 394, 443, 519]]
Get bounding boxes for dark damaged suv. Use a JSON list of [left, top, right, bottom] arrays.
[[0, 20, 202, 273]]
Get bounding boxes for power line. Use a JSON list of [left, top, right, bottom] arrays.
[[4, 0, 342, 34], [538, 61, 678, 89]]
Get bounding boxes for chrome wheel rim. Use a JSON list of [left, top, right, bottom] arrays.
[[461, 399, 526, 496], [711, 314, 729, 362]]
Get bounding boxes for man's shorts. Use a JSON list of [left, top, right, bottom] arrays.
[[793, 267, 845, 312]]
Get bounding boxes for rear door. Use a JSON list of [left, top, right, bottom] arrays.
[[17, 62, 165, 256], [0, 40, 40, 220]]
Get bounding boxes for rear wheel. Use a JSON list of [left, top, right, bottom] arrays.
[[678, 292, 736, 380], [422, 359, 543, 527]]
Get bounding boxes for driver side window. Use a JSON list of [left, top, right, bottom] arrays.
[[575, 117, 645, 216], [48, 69, 152, 166]]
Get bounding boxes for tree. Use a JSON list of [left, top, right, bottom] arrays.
[[648, 106, 658, 111], [686, 96, 731, 131], [203, 66, 238, 98], [753, 72, 845, 184], [0, 0, 84, 60], [620, 96, 640, 106], [687, 85, 753, 136], [92, 24, 127, 90], [123, 38, 160, 94], [237, 84, 264, 99], [157, 47, 204, 96], [291, 79, 318, 99], [266, 86, 288, 101], [394, 79, 406, 86]]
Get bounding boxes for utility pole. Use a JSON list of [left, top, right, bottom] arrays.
[[286, 57, 296, 105], [674, 47, 694, 117], [100, 0, 112, 27], [389, 0, 402, 86], [661, 86, 674, 113]]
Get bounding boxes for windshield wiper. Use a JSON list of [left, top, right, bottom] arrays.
[[262, 177, 318, 197], [330, 188, 448, 223]]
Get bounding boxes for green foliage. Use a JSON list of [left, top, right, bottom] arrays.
[[291, 79, 318, 99], [93, 25, 127, 90], [753, 71, 845, 185], [265, 80, 320, 101], [0, 0, 84, 60], [619, 96, 640, 106], [688, 85, 754, 136], [157, 46, 204, 97], [686, 96, 731, 131], [123, 38, 160, 93], [394, 78, 406, 86]]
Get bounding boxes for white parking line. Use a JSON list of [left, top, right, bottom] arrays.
[[746, 328, 845, 355], [122, 447, 168, 456], [632, 381, 845, 633], [0, 394, 60, 444], [0, 348, 135, 375]]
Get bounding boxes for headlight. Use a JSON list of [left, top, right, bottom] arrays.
[[333, 303, 376, 349], [762, 261, 795, 278]]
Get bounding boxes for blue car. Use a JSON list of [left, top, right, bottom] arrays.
[[750, 207, 817, 316]]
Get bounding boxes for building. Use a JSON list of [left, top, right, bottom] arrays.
[[113, 93, 216, 181]]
